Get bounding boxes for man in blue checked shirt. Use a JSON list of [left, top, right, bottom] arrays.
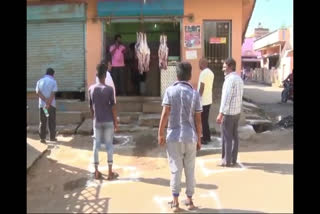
[[158, 61, 202, 212], [35, 68, 58, 144], [216, 58, 244, 167]]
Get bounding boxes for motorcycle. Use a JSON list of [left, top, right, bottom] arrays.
[[281, 79, 293, 103]]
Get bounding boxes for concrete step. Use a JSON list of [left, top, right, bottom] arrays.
[[138, 114, 161, 127], [116, 102, 143, 112], [117, 96, 161, 102], [27, 110, 83, 125], [142, 101, 162, 113], [27, 99, 88, 112]]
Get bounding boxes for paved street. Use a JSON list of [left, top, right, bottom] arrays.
[[243, 81, 293, 122], [27, 81, 293, 213]]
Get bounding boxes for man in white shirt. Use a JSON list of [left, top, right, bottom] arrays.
[[95, 61, 116, 103], [35, 68, 58, 144], [216, 58, 244, 167], [198, 58, 214, 144]]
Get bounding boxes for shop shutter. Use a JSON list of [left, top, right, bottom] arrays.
[[27, 21, 85, 92]]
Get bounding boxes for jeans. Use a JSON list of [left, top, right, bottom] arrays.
[[93, 121, 114, 165], [110, 67, 126, 95], [166, 142, 197, 197]]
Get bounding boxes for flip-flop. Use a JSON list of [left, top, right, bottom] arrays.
[[168, 201, 180, 212], [185, 200, 196, 210], [107, 172, 119, 180]]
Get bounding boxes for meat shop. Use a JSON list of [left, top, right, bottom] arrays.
[[86, 0, 256, 99]]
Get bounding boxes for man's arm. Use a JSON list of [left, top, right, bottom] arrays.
[[199, 82, 205, 97], [36, 90, 47, 103], [158, 106, 171, 146], [112, 105, 118, 132], [88, 90, 94, 119], [194, 112, 202, 151], [217, 80, 233, 124], [46, 92, 55, 108], [110, 45, 117, 56]]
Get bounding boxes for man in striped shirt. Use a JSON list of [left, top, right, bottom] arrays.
[[216, 58, 244, 167]]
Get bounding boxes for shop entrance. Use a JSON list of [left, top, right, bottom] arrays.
[[103, 22, 180, 97], [203, 21, 231, 99]]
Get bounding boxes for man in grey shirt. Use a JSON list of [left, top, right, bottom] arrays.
[[88, 64, 119, 180], [158, 62, 202, 212], [216, 58, 244, 167]]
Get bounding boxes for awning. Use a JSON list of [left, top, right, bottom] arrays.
[[97, 0, 184, 17], [242, 58, 261, 62]]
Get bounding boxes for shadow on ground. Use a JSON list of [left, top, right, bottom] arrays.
[[241, 162, 293, 175], [139, 177, 218, 190], [27, 151, 110, 213]]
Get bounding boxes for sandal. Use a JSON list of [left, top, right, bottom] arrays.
[[107, 172, 119, 180], [94, 171, 103, 180], [185, 199, 196, 210], [168, 201, 180, 212]]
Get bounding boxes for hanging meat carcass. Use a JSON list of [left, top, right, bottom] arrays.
[[158, 34, 169, 70], [142, 33, 150, 72], [135, 32, 150, 74], [135, 32, 144, 73]]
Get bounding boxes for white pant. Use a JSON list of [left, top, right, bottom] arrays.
[[166, 142, 197, 197]]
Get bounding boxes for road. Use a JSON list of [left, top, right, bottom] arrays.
[[243, 81, 293, 122], [27, 81, 293, 213]]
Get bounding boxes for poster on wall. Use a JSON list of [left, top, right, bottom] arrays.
[[184, 24, 201, 49]]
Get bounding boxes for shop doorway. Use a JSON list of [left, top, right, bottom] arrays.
[[203, 21, 231, 99], [103, 22, 180, 97]]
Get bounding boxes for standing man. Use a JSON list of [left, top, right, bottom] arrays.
[[158, 62, 202, 212], [197, 58, 214, 145], [216, 58, 244, 167], [89, 64, 119, 180], [95, 61, 116, 103], [110, 34, 126, 96], [36, 68, 58, 144]]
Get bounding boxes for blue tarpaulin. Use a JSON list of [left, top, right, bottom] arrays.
[[97, 0, 184, 17]]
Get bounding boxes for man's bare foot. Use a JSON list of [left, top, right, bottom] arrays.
[[95, 170, 102, 179]]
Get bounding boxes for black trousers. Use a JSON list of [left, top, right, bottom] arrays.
[[110, 66, 126, 95], [221, 114, 240, 165], [39, 106, 56, 140], [201, 104, 211, 142]]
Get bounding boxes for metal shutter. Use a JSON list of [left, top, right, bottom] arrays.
[[27, 21, 85, 92]]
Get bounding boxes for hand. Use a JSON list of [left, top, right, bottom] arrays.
[[158, 134, 166, 146], [196, 138, 201, 151], [114, 124, 119, 133], [45, 101, 50, 109], [216, 113, 224, 124]]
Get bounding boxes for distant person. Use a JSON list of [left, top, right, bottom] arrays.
[[197, 58, 214, 145], [95, 61, 116, 103], [110, 34, 126, 96], [89, 64, 119, 180], [158, 62, 202, 212], [35, 68, 58, 144], [216, 58, 244, 167]]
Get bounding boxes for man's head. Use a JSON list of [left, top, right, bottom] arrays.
[[46, 68, 55, 76], [96, 63, 106, 82], [176, 61, 192, 81], [199, 58, 208, 70], [115, 34, 122, 44], [223, 58, 236, 75]]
